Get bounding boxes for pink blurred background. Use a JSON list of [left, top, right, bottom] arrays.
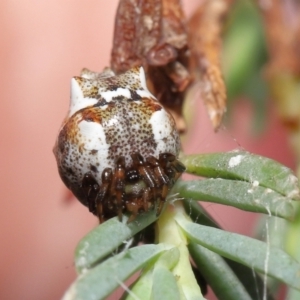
[[0, 1, 294, 299]]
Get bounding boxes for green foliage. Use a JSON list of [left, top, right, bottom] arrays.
[[176, 217, 300, 291], [180, 151, 300, 200], [176, 179, 294, 219], [222, 0, 269, 132], [75, 210, 158, 273], [63, 152, 300, 300], [188, 243, 253, 300]]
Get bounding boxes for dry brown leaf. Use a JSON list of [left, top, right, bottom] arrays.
[[161, 0, 188, 49], [189, 0, 231, 131], [110, 0, 192, 133], [111, 0, 142, 73]]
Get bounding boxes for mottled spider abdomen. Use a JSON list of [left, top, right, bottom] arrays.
[[54, 66, 185, 223]]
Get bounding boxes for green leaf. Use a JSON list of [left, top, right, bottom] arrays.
[[177, 179, 294, 220], [152, 265, 180, 300], [124, 247, 180, 300], [183, 200, 274, 299], [286, 204, 300, 300], [155, 247, 180, 270], [182, 199, 220, 228], [181, 151, 300, 200], [223, 0, 267, 102], [286, 204, 300, 260], [176, 216, 300, 291], [75, 210, 157, 273], [151, 248, 180, 300], [63, 244, 172, 300], [223, 258, 275, 300], [123, 268, 153, 300], [189, 242, 252, 300]]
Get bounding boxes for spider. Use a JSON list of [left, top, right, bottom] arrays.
[[54, 66, 185, 223]]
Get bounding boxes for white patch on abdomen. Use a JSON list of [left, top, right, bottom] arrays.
[[79, 121, 109, 150], [100, 88, 131, 102], [78, 120, 111, 182], [149, 109, 178, 157], [69, 78, 98, 117]]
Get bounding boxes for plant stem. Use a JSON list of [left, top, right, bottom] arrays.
[[156, 200, 206, 300]]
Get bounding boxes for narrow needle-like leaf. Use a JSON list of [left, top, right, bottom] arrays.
[[63, 244, 172, 300], [181, 151, 300, 200], [152, 265, 180, 300], [177, 179, 294, 220], [176, 216, 300, 291], [124, 247, 180, 300], [182, 199, 220, 228], [183, 199, 275, 300], [189, 242, 252, 300], [75, 210, 157, 273]]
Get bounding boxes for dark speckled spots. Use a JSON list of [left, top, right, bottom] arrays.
[[53, 67, 181, 216], [90, 164, 98, 173], [90, 149, 98, 155], [66, 167, 75, 176], [130, 89, 141, 101], [97, 97, 161, 164], [94, 98, 108, 107]]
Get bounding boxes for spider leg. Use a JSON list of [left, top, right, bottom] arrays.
[[81, 172, 99, 214], [131, 153, 157, 198], [130, 152, 163, 220], [142, 187, 151, 212], [125, 199, 139, 223], [146, 156, 170, 215], [131, 153, 155, 186], [124, 167, 143, 221], [125, 187, 152, 223], [111, 156, 126, 221], [159, 153, 176, 168], [158, 153, 176, 184], [146, 156, 170, 186], [100, 153, 185, 223], [170, 159, 186, 181], [96, 168, 113, 223], [159, 153, 185, 182], [171, 159, 186, 173]]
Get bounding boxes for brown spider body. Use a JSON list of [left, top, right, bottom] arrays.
[[54, 67, 185, 223]]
